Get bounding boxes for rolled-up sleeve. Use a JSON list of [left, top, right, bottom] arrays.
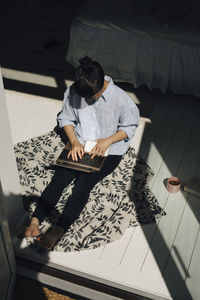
[[58, 88, 77, 128], [118, 99, 140, 140]]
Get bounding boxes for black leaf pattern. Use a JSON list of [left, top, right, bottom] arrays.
[[14, 130, 164, 252]]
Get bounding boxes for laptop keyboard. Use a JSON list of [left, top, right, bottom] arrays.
[[59, 149, 105, 168]]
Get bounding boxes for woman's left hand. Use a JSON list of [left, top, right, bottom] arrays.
[[89, 138, 111, 158]]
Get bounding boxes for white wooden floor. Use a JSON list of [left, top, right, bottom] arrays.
[[6, 89, 200, 300]]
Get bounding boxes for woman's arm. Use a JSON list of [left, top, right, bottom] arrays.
[[63, 125, 84, 161], [89, 130, 128, 158]]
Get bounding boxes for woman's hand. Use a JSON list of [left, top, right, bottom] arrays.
[[67, 140, 84, 161], [89, 138, 112, 159]]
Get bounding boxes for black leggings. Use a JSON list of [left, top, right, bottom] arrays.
[[32, 155, 121, 232]]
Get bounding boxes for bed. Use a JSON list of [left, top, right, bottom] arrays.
[[66, 0, 200, 97]]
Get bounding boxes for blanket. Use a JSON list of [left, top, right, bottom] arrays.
[[15, 130, 164, 252]]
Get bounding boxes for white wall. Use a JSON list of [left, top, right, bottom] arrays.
[[0, 69, 25, 233]]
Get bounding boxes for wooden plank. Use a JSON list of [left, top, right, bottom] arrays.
[[16, 243, 173, 300], [2, 68, 58, 88], [164, 195, 200, 279], [120, 96, 185, 272], [120, 224, 157, 271], [142, 101, 200, 275], [78, 246, 105, 260], [121, 97, 186, 273], [141, 193, 187, 277], [138, 97, 168, 161], [185, 228, 200, 300], [183, 162, 200, 228], [99, 97, 180, 270], [145, 100, 183, 182], [163, 194, 200, 300], [150, 98, 199, 203], [99, 227, 135, 265], [164, 161, 200, 300], [148, 97, 190, 190]]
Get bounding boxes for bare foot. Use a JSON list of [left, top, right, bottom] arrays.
[[17, 217, 40, 238], [37, 226, 64, 250]]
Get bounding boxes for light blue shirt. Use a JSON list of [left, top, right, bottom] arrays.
[[58, 76, 139, 155]]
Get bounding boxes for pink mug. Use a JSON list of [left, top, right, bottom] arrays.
[[167, 177, 181, 193]]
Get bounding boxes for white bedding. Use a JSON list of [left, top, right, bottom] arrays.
[[66, 0, 200, 96]]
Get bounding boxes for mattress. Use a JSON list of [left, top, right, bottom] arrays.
[[66, 0, 200, 97]]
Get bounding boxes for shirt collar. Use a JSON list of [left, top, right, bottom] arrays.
[[101, 75, 114, 102]]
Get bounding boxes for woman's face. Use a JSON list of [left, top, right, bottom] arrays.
[[85, 81, 107, 101]]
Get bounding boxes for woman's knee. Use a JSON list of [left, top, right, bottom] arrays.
[[74, 174, 97, 193]]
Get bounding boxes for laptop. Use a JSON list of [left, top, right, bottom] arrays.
[[54, 141, 109, 173]]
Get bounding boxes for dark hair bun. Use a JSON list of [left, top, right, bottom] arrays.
[[75, 56, 104, 98], [79, 56, 93, 66]]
